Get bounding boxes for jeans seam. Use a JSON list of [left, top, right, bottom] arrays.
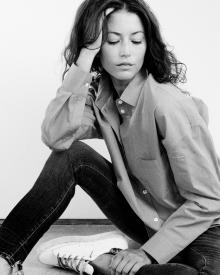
[[0, 226, 26, 249], [8, 178, 75, 263], [5, 153, 113, 264], [189, 246, 207, 273]]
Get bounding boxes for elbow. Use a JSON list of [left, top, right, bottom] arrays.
[[41, 121, 56, 148], [41, 121, 79, 151], [41, 133, 72, 151], [41, 123, 67, 151]]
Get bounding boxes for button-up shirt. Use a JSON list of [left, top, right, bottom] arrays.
[[41, 64, 220, 264]]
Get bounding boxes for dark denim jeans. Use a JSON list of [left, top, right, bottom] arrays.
[[0, 141, 220, 274]]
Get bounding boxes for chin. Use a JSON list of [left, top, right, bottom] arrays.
[[112, 71, 136, 81]]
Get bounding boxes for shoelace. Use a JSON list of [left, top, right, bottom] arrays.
[[57, 253, 90, 274], [56, 248, 122, 274]]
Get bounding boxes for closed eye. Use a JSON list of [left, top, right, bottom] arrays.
[[132, 41, 142, 44], [107, 41, 118, 45], [107, 41, 143, 45]]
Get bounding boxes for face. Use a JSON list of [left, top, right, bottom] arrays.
[[100, 9, 147, 84]]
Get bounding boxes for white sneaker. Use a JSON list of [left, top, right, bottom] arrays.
[[37, 231, 129, 274]]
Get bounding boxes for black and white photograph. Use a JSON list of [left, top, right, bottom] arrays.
[[0, 0, 220, 274]]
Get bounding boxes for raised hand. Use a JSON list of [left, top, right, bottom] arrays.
[[85, 8, 114, 53], [76, 8, 114, 72]]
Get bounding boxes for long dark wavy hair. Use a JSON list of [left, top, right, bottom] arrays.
[[62, 0, 187, 84]]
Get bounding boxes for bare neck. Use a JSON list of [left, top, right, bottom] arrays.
[[111, 77, 130, 97]]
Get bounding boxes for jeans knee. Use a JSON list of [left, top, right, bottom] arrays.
[[45, 148, 70, 174], [39, 141, 91, 185], [66, 141, 98, 167], [39, 141, 103, 191]]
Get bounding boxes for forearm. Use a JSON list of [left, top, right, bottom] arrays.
[[141, 197, 220, 264], [76, 48, 97, 73], [41, 64, 94, 149]]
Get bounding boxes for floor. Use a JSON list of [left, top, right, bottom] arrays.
[[22, 224, 139, 274]]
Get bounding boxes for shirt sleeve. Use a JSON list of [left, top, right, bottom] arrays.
[[141, 97, 220, 264], [41, 64, 102, 150]]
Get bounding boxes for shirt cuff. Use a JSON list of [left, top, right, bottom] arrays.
[[141, 232, 182, 264], [62, 63, 93, 92], [141, 249, 158, 264]]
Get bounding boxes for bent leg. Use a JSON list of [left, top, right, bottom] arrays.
[[0, 141, 148, 267], [134, 225, 220, 274], [183, 226, 220, 274], [136, 263, 197, 275], [0, 147, 76, 266], [66, 141, 149, 244]]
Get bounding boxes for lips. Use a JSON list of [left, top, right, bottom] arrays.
[[117, 63, 133, 66]]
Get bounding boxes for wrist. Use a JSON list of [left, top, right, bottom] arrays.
[[76, 48, 97, 73], [80, 48, 98, 61], [141, 249, 157, 264]]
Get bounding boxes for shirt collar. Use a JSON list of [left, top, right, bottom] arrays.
[[95, 72, 114, 110], [119, 70, 148, 107], [95, 70, 148, 109]]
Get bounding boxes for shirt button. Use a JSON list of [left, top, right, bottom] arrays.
[[118, 100, 123, 105], [154, 218, 159, 222], [120, 109, 125, 114], [142, 189, 148, 195]]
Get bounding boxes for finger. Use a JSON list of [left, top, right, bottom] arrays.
[[110, 255, 124, 275], [99, 8, 114, 35], [104, 7, 115, 17], [110, 256, 115, 275], [110, 254, 124, 269], [121, 261, 137, 275], [115, 258, 130, 275], [110, 256, 114, 275], [129, 262, 146, 275], [101, 8, 114, 27]]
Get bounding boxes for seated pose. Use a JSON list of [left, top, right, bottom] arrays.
[[1, 0, 220, 274]]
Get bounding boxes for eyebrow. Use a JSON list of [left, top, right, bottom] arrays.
[[107, 31, 144, 35]]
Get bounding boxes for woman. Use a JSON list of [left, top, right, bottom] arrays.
[[1, 0, 220, 274]]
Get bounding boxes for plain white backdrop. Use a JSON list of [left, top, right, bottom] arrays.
[[0, 0, 220, 219]]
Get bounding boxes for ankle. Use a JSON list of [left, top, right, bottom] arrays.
[[0, 257, 12, 274]]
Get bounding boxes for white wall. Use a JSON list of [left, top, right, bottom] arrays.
[[0, 0, 220, 219]]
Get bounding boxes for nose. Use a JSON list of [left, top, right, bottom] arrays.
[[119, 41, 131, 57]]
